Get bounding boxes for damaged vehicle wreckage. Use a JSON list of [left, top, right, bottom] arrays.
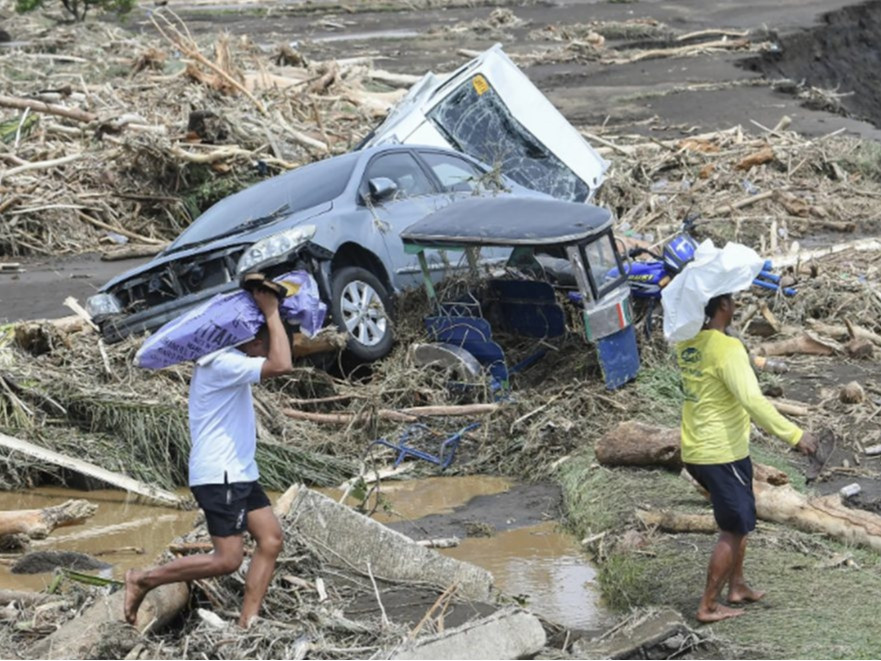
[[402, 196, 640, 391], [85, 45, 611, 362], [86, 143, 548, 361]]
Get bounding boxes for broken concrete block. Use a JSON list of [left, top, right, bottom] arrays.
[[573, 608, 691, 660], [387, 608, 546, 660], [284, 486, 494, 601]]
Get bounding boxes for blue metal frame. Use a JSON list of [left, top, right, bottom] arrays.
[[368, 423, 481, 469]]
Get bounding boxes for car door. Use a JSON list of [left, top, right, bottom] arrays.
[[360, 150, 456, 290]]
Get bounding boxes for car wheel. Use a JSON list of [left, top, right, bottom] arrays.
[[330, 266, 394, 362]]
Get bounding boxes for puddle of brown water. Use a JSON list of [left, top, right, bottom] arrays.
[[444, 522, 608, 631], [324, 475, 607, 630], [319, 474, 513, 522], [0, 487, 197, 592]]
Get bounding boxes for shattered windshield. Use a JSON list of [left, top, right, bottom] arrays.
[[170, 153, 359, 249], [427, 76, 590, 202]]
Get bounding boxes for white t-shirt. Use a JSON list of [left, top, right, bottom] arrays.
[[188, 348, 266, 486]]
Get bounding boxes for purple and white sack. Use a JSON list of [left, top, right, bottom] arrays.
[[135, 271, 326, 369]]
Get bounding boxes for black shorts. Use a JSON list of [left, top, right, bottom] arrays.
[[190, 480, 272, 538], [685, 457, 756, 535]]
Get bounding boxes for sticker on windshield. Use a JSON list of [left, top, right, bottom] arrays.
[[472, 75, 489, 96]]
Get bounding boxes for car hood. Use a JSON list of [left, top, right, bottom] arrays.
[[100, 201, 333, 292]]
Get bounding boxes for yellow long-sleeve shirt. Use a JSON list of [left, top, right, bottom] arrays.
[[676, 329, 803, 465]]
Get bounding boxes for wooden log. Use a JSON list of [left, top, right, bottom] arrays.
[[599, 422, 795, 488], [636, 509, 717, 534], [846, 338, 875, 359], [282, 403, 499, 424], [771, 399, 810, 417], [28, 581, 188, 658], [292, 329, 346, 357], [0, 93, 97, 123], [0, 432, 185, 508], [0, 500, 96, 540], [753, 482, 881, 553], [595, 421, 682, 469], [415, 537, 461, 549], [735, 146, 775, 171], [100, 243, 168, 261], [758, 332, 842, 357], [805, 320, 881, 346], [775, 238, 881, 268]]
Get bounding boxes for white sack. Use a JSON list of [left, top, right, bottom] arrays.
[[661, 240, 765, 343]]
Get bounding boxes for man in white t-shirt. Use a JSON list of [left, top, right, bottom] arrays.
[[124, 289, 292, 628]]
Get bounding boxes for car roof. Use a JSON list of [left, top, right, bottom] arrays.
[[400, 196, 613, 248]]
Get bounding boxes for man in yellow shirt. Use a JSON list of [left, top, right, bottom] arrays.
[[677, 293, 816, 623]]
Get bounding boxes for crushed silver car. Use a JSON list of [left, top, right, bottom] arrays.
[[87, 144, 546, 361]]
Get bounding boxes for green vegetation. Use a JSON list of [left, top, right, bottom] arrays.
[[15, 0, 136, 22], [559, 447, 881, 658]]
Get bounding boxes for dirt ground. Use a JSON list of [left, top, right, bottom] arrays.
[[0, 254, 149, 322], [150, 0, 881, 140]]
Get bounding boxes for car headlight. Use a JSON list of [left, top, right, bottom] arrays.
[[236, 225, 317, 275], [86, 293, 122, 317]]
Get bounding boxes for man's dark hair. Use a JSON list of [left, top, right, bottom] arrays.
[[704, 293, 733, 319], [254, 322, 295, 344]]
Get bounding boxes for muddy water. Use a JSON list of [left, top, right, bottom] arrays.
[[446, 521, 607, 630], [323, 476, 608, 630], [1, 477, 604, 630], [0, 488, 197, 592]]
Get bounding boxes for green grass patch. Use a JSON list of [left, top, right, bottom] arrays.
[[559, 451, 881, 658], [558, 450, 696, 539], [633, 363, 684, 427]]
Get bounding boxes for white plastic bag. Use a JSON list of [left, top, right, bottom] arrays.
[[661, 240, 765, 343]]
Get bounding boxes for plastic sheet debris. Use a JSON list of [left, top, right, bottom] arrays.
[[661, 240, 765, 342]]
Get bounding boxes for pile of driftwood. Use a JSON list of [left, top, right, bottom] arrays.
[[0, 10, 410, 256]]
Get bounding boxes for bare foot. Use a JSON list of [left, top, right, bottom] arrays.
[[728, 585, 766, 604], [696, 602, 747, 624], [124, 569, 149, 625]]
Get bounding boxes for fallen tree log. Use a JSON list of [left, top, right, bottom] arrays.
[[28, 581, 189, 659], [100, 243, 168, 261], [636, 509, 717, 534], [0, 499, 96, 540], [0, 432, 185, 508], [775, 238, 881, 269], [753, 482, 881, 553], [758, 332, 842, 356], [595, 421, 682, 469], [283, 403, 499, 424], [806, 320, 881, 346]]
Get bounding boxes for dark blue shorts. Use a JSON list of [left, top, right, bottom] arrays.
[[685, 457, 756, 535]]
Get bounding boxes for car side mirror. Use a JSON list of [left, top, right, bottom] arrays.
[[368, 177, 398, 204]]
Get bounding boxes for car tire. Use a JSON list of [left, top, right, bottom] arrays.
[[330, 266, 394, 362]]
